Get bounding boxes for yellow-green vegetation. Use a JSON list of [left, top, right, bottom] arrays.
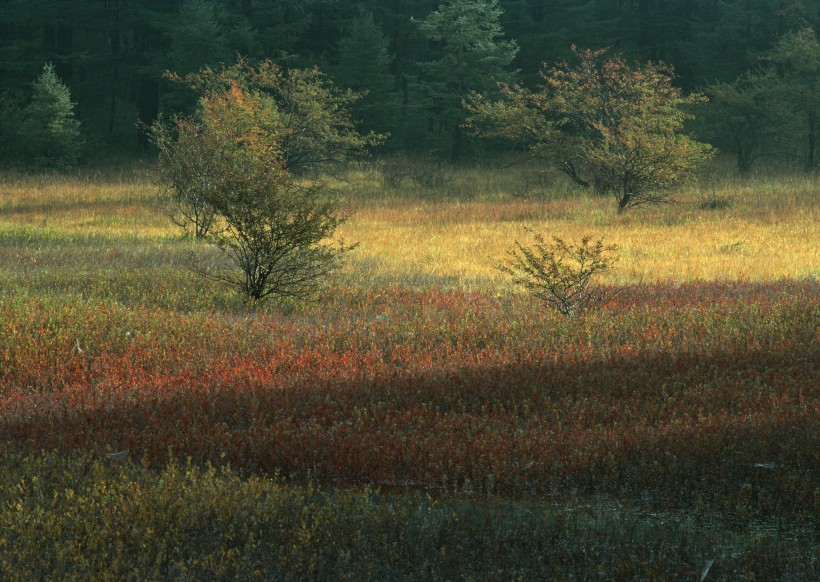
[[1, 445, 814, 581], [2, 164, 816, 292], [0, 162, 817, 579], [341, 165, 819, 287]]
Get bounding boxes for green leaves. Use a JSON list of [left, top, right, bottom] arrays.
[[169, 58, 382, 174], [150, 59, 373, 302], [20, 63, 83, 168], [499, 232, 619, 317], [467, 47, 714, 212]]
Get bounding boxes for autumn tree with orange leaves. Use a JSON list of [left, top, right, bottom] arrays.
[[149, 59, 379, 302], [466, 47, 714, 212]]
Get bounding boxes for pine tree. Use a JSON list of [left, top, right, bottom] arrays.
[[766, 27, 820, 171], [169, 0, 231, 75], [416, 0, 518, 158], [333, 9, 398, 137], [0, 92, 24, 165], [22, 63, 83, 168]]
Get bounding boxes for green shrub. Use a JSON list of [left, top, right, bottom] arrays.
[[499, 232, 619, 316]]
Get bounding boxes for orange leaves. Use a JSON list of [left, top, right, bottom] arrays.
[[198, 81, 285, 170], [0, 281, 816, 508]]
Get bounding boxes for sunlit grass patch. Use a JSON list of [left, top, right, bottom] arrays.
[[339, 187, 818, 287]]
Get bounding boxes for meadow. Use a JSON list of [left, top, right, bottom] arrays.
[[0, 162, 817, 580]]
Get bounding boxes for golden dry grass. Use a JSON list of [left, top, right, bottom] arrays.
[[1, 164, 817, 290], [0, 168, 169, 237], [339, 173, 819, 287]]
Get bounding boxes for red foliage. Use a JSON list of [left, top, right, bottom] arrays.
[[1, 281, 817, 515]]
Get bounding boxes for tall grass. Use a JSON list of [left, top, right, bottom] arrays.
[[1, 162, 817, 302], [0, 161, 817, 579]]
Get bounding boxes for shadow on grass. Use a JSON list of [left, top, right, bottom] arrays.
[[3, 340, 816, 524]]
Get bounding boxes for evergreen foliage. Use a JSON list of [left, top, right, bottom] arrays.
[[333, 9, 398, 137], [0, 92, 24, 165], [168, 0, 231, 76], [0, 1, 818, 165], [415, 0, 518, 158], [20, 63, 83, 168], [765, 27, 820, 171]]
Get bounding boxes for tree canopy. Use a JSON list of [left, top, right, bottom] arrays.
[[466, 47, 714, 211]]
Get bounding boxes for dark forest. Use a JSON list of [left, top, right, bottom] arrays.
[[1, 0, 819, 168]]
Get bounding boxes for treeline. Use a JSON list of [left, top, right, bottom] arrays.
[[0, 0, 818, 170]]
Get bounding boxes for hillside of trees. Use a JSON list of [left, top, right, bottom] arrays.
[[1, 0, 818, 170]]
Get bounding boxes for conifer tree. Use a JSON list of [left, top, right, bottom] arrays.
[[334, 9, 397, 137], [169, 0, 231, 76], [766, 27, 820, 171], [416, 0, 518, 158], [22, 63, 82, 168]]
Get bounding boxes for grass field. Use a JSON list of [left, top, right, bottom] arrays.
[[0, 163, 817, 579]]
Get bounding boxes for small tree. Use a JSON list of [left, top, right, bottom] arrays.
[[150, 60, 371, 302], [466, 47, 714, 212], [415, 0, 518, 158], [21, 63, 83, 168], [199, 130, 352, 301], [171, 58, 381, 175], [499, 232, 618, 317]]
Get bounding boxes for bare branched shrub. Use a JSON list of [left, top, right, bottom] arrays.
[[379, 156, 411, 189], [150, 118, 218, 239], [379, 154, 455, 192], [499, 232, 619, 316]]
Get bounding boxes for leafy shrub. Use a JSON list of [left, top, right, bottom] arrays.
[[499, 232, 619, 316], [149, 59, 374, 302], [150, 117, 219, 239]]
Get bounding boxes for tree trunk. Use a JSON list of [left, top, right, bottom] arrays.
[[137, 79, 159, 147], [617, 191, 631, 213], [451, 123, 462, 161], [736, 140, 752, 174], [559, 160, 590, 188], [107, 3, 120, 139], [806, 111, 817, 172]]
